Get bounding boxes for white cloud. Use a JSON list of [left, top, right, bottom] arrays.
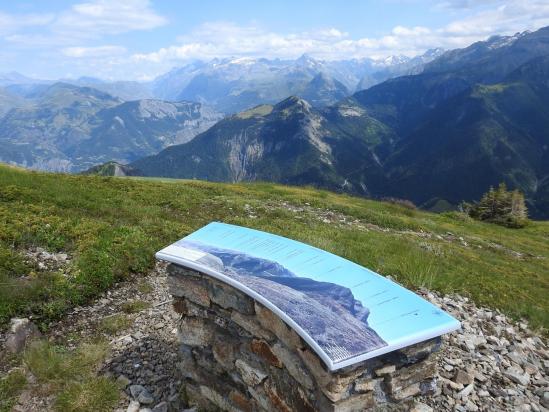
[[0, 1, 165, 40], [54, 0, 167, 37], [131, 21, 435, 64], [132, 0, 549, 68], [62, 45, 127, 58], [440, 1, 549, 38], [0, 12, 54, 35], [1, 0, 548, 80], [0, 0, 166, 78], [436, 0, 500, 10]]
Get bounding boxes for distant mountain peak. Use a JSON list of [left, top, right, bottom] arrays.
[[423, 48, 445, 58], [228, 56, 258, 65], [295, 53, 322, 68], [75, 76, 104, 84], [274, 95, 312, 113], [0, 71, 34, 84]]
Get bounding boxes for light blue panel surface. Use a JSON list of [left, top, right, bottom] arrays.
[[160, 222, 460, 368]]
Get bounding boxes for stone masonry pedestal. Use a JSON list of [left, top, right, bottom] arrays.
[[168, 263, 442, 411]]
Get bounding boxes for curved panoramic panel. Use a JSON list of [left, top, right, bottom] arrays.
[[156, 222, 460, 371]]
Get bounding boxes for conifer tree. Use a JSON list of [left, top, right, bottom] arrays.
[[465, 183, 528, 228]]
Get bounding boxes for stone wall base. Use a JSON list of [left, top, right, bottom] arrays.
[[168, 264, 441, 411]]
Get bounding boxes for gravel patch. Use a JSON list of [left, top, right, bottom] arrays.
[[1, 254, 547, 411]]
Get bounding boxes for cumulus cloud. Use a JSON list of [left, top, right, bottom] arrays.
[[132, 0, 549, 68], [132, 21, 422, 64], [436, 0, 500, 10], [0, 0, 548, 80], [54, 0, 167, 37], [0, 12, 54, 35], [0, 0, 165, 40], [440, 0, 549, 37], [0, 0, 166, 78], [62, 45, 127, 58]]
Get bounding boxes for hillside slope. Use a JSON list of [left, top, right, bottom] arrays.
[[130, 27, 549, 218], [130, 96, 391, 196], [0, 83, 222, 172], [0, 164, 547, 334]]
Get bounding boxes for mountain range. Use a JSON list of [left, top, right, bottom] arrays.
[[0, 50, 443, 114], [0, 49, 442, 172], [130, 27, 549, 218], [150, 50, 443, 112], [1, 27, 549, 217], [0, 83, 221, 172]]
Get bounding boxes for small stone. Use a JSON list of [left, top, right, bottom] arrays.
[[129, 384, 145, 398], [523, 362, 537, 375], [330, 391, 375, 410], [178, 317, 216, 346], [168, 272, 210, 307], [137, 389, 154, 405], [459, 383, 474, 398], [504, 368, 530, 386], [411, 401, 433, 412], [126, 400, 140, 412], [230, 311, 275, 341], [151, 401, 168, 412], [375, 364, 396, 376], [5, 318, 41, 353], [235, 359, 268, 387], [116, 375, 131, 389], [209, 281, 254, 314], [454, 369, 474, 386], [474, 372, 487, 383], [465, 400, 479, 411], [354, 378, 381, 393], [212, 334, 238, 370], [445, 358, 462, 367], [229, 390, 253, 412], [251, 339, 282, 368], [271, 343, 314, 390], [392, 382, 421, 401], [541, 392, 549, 408]]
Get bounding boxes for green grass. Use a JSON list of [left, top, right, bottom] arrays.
[[54, 377, 118, 412], [121, 299, 151, 314], [98, 314, 132, 334], [137, 280, 153, 294], [236, 104, 273, 119], [0, 369, 27, 412], [0, 164, 548, 333], [22, 340, 118, 412]]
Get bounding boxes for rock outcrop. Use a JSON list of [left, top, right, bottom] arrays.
[[5, 318, 41, 353]]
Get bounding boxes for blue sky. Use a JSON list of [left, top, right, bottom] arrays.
[[0, 0, 548, 80]]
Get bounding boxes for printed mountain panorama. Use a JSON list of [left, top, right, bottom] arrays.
[[174, 239, 387, 362], [1, 27, 549, 218]]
